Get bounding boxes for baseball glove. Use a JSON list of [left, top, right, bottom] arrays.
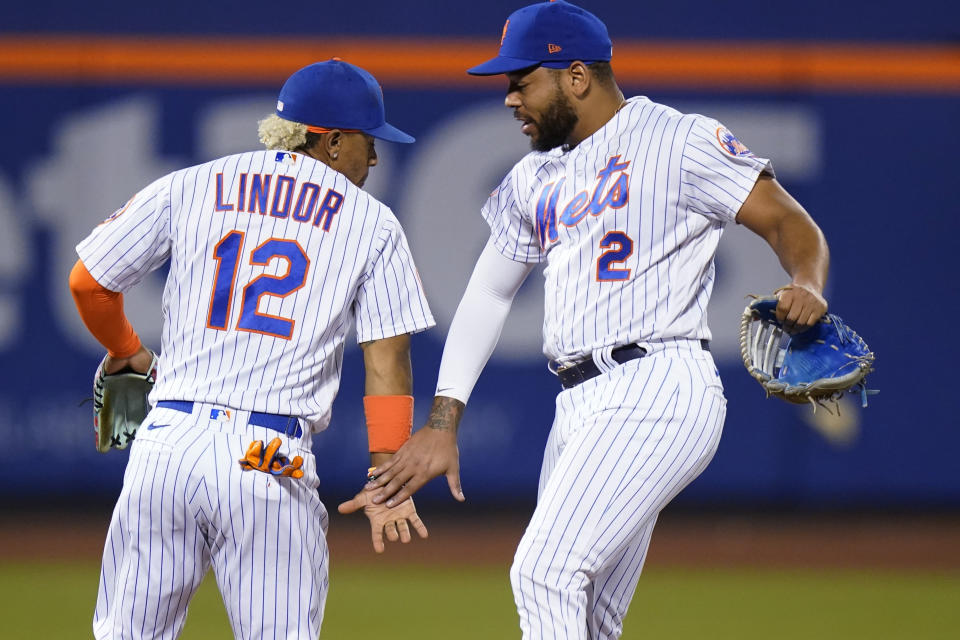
[[739, 297, 875, 410], [92, 350, 159, 452]]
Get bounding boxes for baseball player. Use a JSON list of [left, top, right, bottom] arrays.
[[365, 2, 831, 638], [68, 59, 435, 639]]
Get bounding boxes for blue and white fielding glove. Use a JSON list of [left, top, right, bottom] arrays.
[[739, 297, 876, 410]]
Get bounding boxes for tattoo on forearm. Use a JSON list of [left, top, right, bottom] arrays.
[[428, 396, 464, 433]]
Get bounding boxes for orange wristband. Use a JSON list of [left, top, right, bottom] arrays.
[[364, 395, 413, 453]]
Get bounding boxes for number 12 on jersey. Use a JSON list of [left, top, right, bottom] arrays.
[[207, 230, 310, 339]]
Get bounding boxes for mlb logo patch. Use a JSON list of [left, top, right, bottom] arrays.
[[210, 408, 232, 422], [275, 151, 297, 165]]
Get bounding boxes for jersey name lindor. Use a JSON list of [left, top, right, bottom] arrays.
[[214, 171, 344, 231]]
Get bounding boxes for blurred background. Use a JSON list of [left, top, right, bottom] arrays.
[[1, 1, 958, 638]]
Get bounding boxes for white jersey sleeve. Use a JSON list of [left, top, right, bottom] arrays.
[[480, 160, 547, 264], [434, 239, 535, 404], [354, 214, 435, 342], [76, 174, 172, 291], [679, 116, 773, 224]]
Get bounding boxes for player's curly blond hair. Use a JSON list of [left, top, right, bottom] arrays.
[[257, 114, 309, 151]]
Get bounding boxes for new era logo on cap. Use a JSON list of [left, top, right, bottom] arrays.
[[548, 44, 562, 53]]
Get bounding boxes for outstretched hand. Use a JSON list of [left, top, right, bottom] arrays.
[[775, 284, 828, 334], [364, 396, 465, 507], [337, 489, 428, 553]]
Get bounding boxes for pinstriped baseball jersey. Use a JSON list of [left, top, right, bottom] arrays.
[[481, 96, 771, 364], [482, 96, 769, 639], [80, 147, 432, 640], [77, 149, 434, 436]]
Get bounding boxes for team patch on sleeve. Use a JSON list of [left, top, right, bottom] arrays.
[[715, 126, 754, 157], [99, 194, 136, 225]]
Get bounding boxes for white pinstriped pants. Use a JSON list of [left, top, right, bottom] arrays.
[[93, 404, 328, 640], [511, 342, 726, 639]]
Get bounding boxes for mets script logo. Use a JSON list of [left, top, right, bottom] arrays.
[[716, 126, 753, 157], [535, 156, 630, 248]]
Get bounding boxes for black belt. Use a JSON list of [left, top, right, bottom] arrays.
[[156, 400, 303, 438], [555, 340, 710, 389]]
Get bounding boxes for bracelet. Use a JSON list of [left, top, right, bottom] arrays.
[[367, 466, 378, 482]]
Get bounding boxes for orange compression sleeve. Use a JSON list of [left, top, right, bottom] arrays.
[[364, 395, 414, 453], [68, 259, 142, 358]]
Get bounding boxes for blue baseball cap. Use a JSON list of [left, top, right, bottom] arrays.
[[276, 59, 414, 144], [467, 0, 612, 76]]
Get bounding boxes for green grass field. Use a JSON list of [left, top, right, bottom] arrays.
[[5, 561, 959, 639]]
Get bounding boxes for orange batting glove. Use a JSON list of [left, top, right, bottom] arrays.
[[238, 437, 304, 479]]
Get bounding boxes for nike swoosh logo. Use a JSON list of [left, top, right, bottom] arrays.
[[146, 423, 170, 430]]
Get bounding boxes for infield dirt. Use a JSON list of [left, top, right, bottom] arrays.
[[6, 506, 960, 571]]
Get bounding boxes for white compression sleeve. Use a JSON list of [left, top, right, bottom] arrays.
[[434, 239, 536, 404]]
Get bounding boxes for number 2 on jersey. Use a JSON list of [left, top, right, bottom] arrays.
[[207, 230, 310, 339], [597, 231, 634, 281]]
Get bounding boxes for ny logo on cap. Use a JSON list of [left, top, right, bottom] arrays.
[[501, 19, 510, 46]]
